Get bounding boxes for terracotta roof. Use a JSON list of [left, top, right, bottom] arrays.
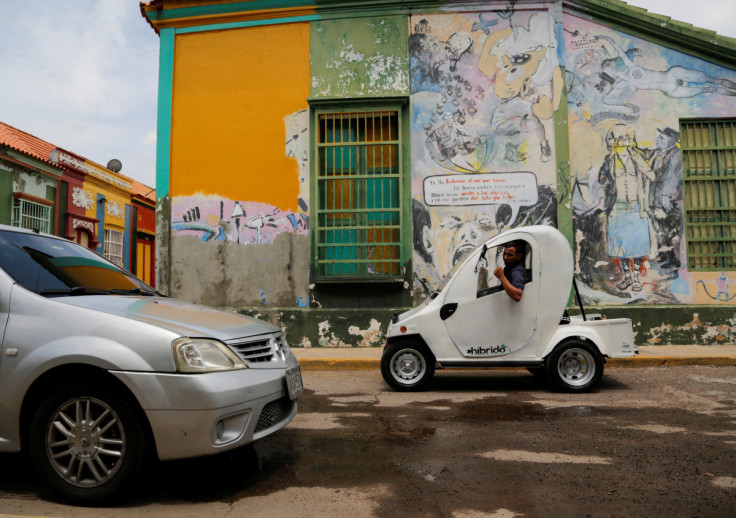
[[132, 180, 156, 202], [0, 121, 58, 166]]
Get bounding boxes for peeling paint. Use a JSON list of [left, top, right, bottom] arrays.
[[317, 320, 345, 347], [347, 318, 385, 347]]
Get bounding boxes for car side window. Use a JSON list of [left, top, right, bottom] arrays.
[[476, 245, 502, 297], [476, 241, 532, 298]]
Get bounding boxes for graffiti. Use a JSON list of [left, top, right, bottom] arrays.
[[424, 172, 538, 225], [172, 196, 309, 244], [478, 11, 562, 164], [697, 276, 736, 303], [412, 199, 499, 289], [642, 127, 683, 276], [568, 30, 736, 127], [471, 13, 499, 35], [598, 124, 655, 293], [409, 12, 561, 299]]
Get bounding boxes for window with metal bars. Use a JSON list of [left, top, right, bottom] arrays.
[[12, 198, 51, 233], [314, 109, 403, 279], [680, 119, 736, 270], [104, 228, 124, 266]]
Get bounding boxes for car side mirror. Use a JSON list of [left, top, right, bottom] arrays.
[[440, 303, 458, 320]]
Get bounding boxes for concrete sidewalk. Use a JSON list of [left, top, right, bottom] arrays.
[[292, 345, 736, 370]]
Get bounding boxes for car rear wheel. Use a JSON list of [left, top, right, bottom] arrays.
[[545, 340, 604, 393], [381, 341, 435, 391], [28, 383, 149, 503]]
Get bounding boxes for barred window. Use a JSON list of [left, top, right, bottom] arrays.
[[681, 120, 736, 270], [12, 197, 51, 233], [104, 228, 124, 266], [313, 108, 404, 280]]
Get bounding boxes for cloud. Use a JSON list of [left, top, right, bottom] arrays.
[[625, 0, 736, 39], [0, 0, 159, 187]]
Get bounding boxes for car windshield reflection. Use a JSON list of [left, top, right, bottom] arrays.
[[0, 230, 155, 296]]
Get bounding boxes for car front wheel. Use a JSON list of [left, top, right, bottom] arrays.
[[28, 382, 149, 503], [545, 340, 604, 393], [381, 341, 436, 391]]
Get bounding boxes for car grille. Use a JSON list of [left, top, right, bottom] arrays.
[[254, 397, 296, 434], [229, 335, 287, 363]]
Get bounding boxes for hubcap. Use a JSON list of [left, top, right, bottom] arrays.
[[46, 397, 125, 488], [557, 347, 596, 387], [391, 349, 425, 384]]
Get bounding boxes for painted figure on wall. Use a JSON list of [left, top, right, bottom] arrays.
[[643, 127, 682, 275], [409, 11, 562, 299], [568, 30, 736, 128], [598, 124, 655, 292], [478, 11, 562, 164]]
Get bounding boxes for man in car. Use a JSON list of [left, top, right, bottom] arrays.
[[493, 240, 528, 302]]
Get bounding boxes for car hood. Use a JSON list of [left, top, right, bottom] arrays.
[[55, 295, 279, 340]]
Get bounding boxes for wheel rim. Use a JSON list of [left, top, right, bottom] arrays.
[[556, 347, 596, 387], [45, 397, 126, 488], [390, 348, 426, 385]]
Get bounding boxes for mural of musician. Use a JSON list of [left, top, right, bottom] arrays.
[[597, 124, 655, 293]]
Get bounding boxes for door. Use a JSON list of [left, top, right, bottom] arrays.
[[74, 228, 90, 248], [136, 237, 154, 286], [441, 239, 540, 358]]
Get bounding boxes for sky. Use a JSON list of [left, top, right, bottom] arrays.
[[0, 1, 735, 190]]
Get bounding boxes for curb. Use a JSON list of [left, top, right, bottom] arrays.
[[297, 357, 736, 370], [299, 359, 380, 370]]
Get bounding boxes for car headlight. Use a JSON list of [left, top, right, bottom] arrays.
[[172, 338, 247, 373]]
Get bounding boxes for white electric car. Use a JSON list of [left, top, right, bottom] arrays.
[[381, 225, 636, 392]]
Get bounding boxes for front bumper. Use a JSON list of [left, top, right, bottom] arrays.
[[113, 356, 300, 461]]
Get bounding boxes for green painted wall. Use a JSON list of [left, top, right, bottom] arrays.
[[0, 165, 12, 227], [310, 16, 409, 98], [240, 305, 736, 348]]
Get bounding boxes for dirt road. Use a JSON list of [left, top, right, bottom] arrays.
[[1, 366, 735, 517]]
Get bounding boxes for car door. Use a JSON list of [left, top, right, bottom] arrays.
[[0, 270, 13, 366], [441, 237, 540, 358]]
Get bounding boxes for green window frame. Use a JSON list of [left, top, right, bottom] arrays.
[[681, 119, 736, 270], [310, 100, 409, 282]]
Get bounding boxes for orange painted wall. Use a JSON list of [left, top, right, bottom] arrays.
[[170, 22, 310, 211]]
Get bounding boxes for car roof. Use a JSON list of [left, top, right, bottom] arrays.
[[0, 224, 67, 241]]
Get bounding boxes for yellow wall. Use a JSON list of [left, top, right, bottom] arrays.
[[170, 22, 310, 211]]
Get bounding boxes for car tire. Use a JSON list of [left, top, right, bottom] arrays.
[[545, 339, 604, 393], [28, 382, 149, 503], [381, 341, 436, 391]]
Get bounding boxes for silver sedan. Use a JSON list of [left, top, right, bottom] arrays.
[[0, 225, 302, 503]]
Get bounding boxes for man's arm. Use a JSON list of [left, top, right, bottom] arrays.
[[493, 266, 523, 302]]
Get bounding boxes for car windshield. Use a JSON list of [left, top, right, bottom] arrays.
[[0, 230, 155, 297]]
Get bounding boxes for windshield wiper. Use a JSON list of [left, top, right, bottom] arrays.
[[40, 286, 113, 296], [110, 287, 157, 296]]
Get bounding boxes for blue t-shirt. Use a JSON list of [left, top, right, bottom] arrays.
[[504, 262, 528, 290]]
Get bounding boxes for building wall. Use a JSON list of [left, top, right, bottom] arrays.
[[167, 22, 311, 307], [407, 9, 562, 302], [148, 1, 736, 345], [563, 14, 736, 307]]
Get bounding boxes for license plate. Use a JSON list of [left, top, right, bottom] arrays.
[[285, 366, 304, 400]]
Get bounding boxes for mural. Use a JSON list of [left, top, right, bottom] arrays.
[[409, 9, 560, 299], [565, 15, 736, 305], [172, 196, 309, 244], [171, 109, 310, 245]]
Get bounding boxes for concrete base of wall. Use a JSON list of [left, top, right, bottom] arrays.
[[234, 305, 736, 347]]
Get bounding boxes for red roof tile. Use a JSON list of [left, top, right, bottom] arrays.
[[0, 121, 58, 166], [132, 180, 156, 202]]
